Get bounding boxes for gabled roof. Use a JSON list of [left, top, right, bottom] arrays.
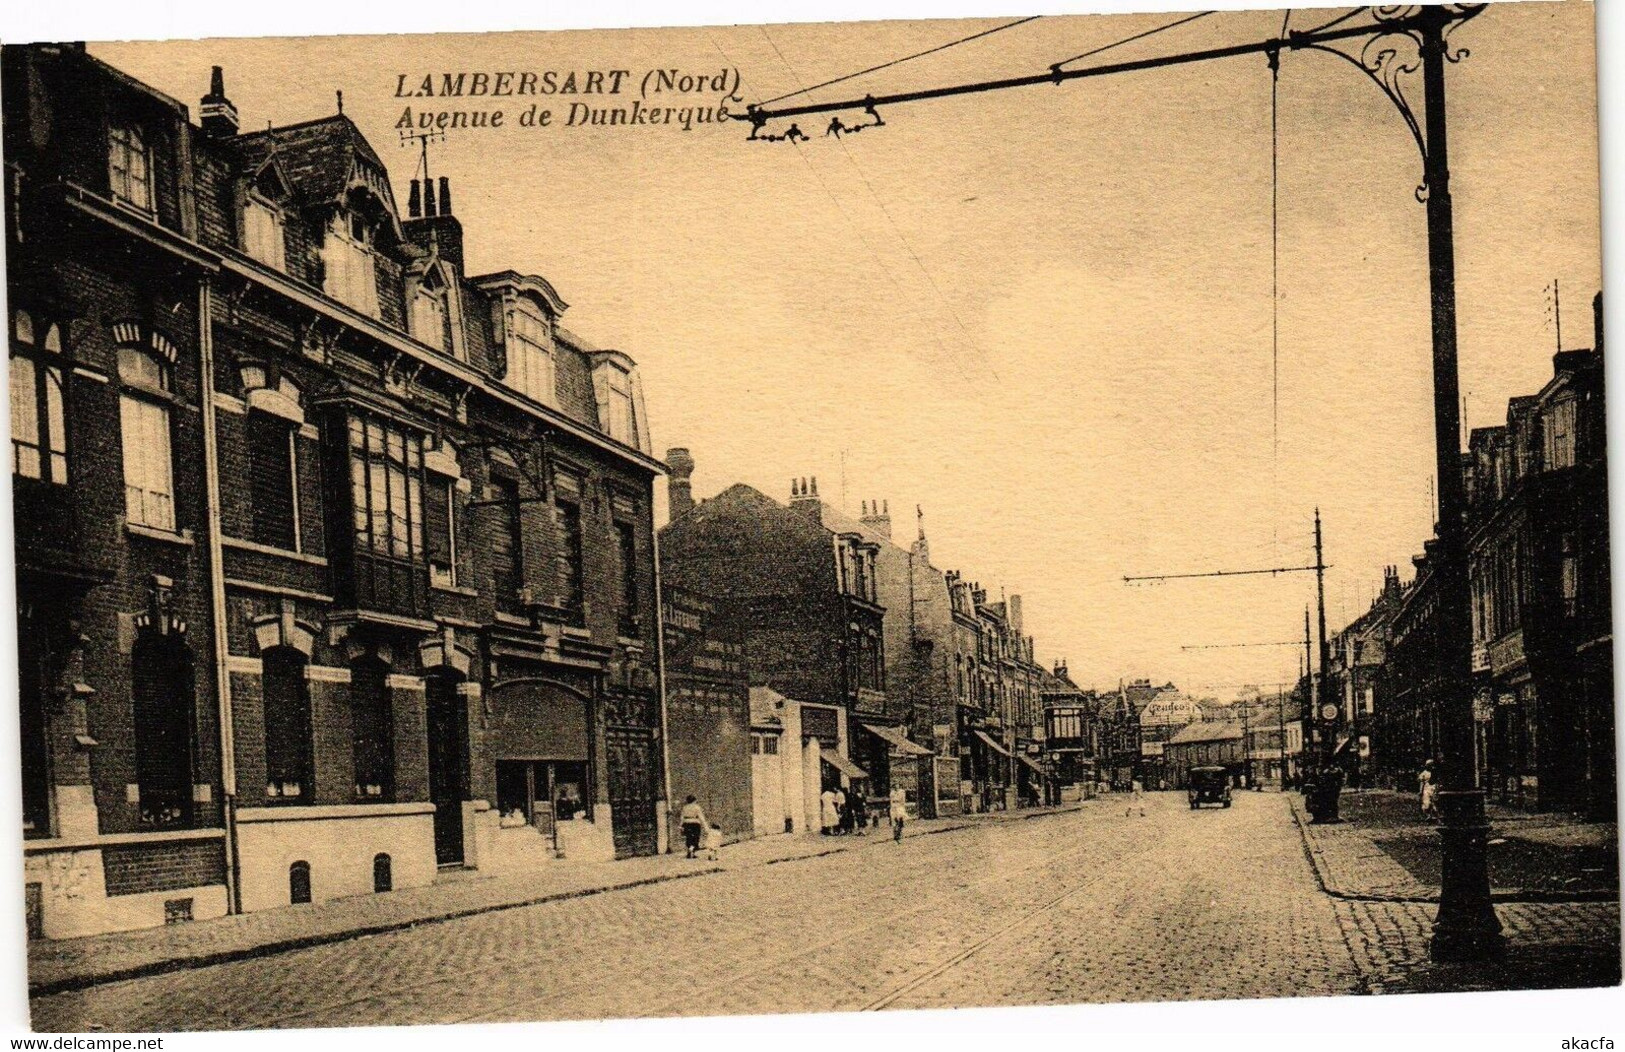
[[234, 115, 395, 210], [1167, 720, 1244, 745]]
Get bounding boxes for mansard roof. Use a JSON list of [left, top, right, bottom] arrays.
[[234, 115, 398, 216]]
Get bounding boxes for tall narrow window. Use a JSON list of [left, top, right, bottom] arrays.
[[132, 634, 194, 828], [242, 197, 286, 271], [615, 520, 638, 636], [1544, 399, 1577, 470], [10, 311, 69, 484], [1560, 533, 1579, 617], [19, 620, 52, 837], [350, 659, 394, 801], [249, 412, 299, 550], [488, 477, 523, 614], [348, 416, 424, 561], [603, 365, 637, 446], [410, 287, 448, 351], [262, 648, 312, 802], [118, 340, 175, 531], [108, 123, 152, 212], [557, 494, 585, 623], [426, 478, 457, 589], [505, 307, 555, 405], [322, 213, 379, 317]]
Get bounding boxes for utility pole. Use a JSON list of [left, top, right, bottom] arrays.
[[1314, 508, 1331, 767], [1416, 4, 1503, 961]]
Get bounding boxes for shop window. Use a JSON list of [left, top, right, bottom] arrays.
[[262, 648, 312, 802], [496, 760, 590, 831], [350, 659, 395, 801], [9, 310, 69, 484]]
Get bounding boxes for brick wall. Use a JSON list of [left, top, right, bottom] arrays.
[[102, 839, 226, 896]]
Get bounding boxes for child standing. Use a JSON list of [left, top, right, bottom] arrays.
[[704, 822, 723, 861]]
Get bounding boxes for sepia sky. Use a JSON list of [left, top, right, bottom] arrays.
[[91, 1, 1601, 697]]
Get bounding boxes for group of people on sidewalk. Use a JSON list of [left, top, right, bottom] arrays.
[[821, 783, 909, 842], [677, 783, 911, 858]]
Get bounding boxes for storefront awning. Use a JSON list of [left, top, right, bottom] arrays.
[[973, 729, 1013, 758], [863, 723, 933, 757], [820, 747, 870, 780], [1017, 754, 1046, 776]]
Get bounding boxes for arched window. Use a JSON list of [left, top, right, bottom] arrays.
[[117, 332, 176, 531], [10, 310, 69, 485], [350, 658, 395, 801], [289, 860, 312, 904], [131, 633, 194, 827], [262, 648, 313, 802]]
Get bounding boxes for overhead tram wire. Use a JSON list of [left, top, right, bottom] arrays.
[[755, 15, 1043, 108], [1049, 9, 1216, 71], [1271, 9, 1286, 548]]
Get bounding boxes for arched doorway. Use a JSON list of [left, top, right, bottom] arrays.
[[489, 679, 592, 841]]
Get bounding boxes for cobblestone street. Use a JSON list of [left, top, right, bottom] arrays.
[[38, 791, 1617, 1032]]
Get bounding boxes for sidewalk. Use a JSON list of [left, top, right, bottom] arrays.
[[28, 802, 1083, 997], [1290, 789, 1619, 902]]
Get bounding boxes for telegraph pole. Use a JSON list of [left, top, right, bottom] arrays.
[[1314, 508, 1331, 766], [1416, 4, 1503, 961]]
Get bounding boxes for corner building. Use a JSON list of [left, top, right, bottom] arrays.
[[7, 46, 668, 935]]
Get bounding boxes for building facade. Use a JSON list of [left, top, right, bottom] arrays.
[[658, 474, 905, 805], [9, 46, 668, 937]]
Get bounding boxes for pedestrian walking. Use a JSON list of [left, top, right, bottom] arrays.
[[1125, 778, 1146, 818], [1419, 760, 1438, 816], [679, 795, 707, 859], [889, 784, 908, 842], [820, 787, 839, 835], [849, 784, 868, 836], [703, 822, 723, 861], [834, 785, 849, 835]]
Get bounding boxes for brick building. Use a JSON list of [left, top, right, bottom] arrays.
[[8, 46, 668, 936], [1322, 566, 1405, 786], [660, 581, 753, 844], [1163, 721, 1245, 788], [658, 473, 905, 805], [1040, 662, 1098, 799]]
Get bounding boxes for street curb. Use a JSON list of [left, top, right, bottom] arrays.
[[1288, 797, 1619, 906], [31, 803, 1088, 998], [27, 865, 724, 999]]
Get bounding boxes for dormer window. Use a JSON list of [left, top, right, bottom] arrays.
[[242, 196, 286, 271], [506, 306, 555, 405], [108, 122, 152, 212], [323, 212, 379, 317], [590, 353, 649, 452], [411, 285, 448, 352]]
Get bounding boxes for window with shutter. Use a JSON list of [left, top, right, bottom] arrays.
[[488, 477, 522, 614], [426, 480, 455, 588], [249, 412, 298, 550]]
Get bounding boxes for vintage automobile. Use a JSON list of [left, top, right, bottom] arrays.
[[1187, 765, 1233, 809]]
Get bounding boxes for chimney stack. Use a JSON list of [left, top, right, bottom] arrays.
[[860, 497, 892, 540], [666, 448, 695, 520], [200, 66, 239, 137], [402, 176, 464, 271], [1008, 594, 1024, 635]]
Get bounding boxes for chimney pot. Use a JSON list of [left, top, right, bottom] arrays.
[[408, 179, 422, 219], [424, 177, 438, 217], [438, 176, 452, 215], [665, 447, 695, 519], [199, 65, 239, 137]]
